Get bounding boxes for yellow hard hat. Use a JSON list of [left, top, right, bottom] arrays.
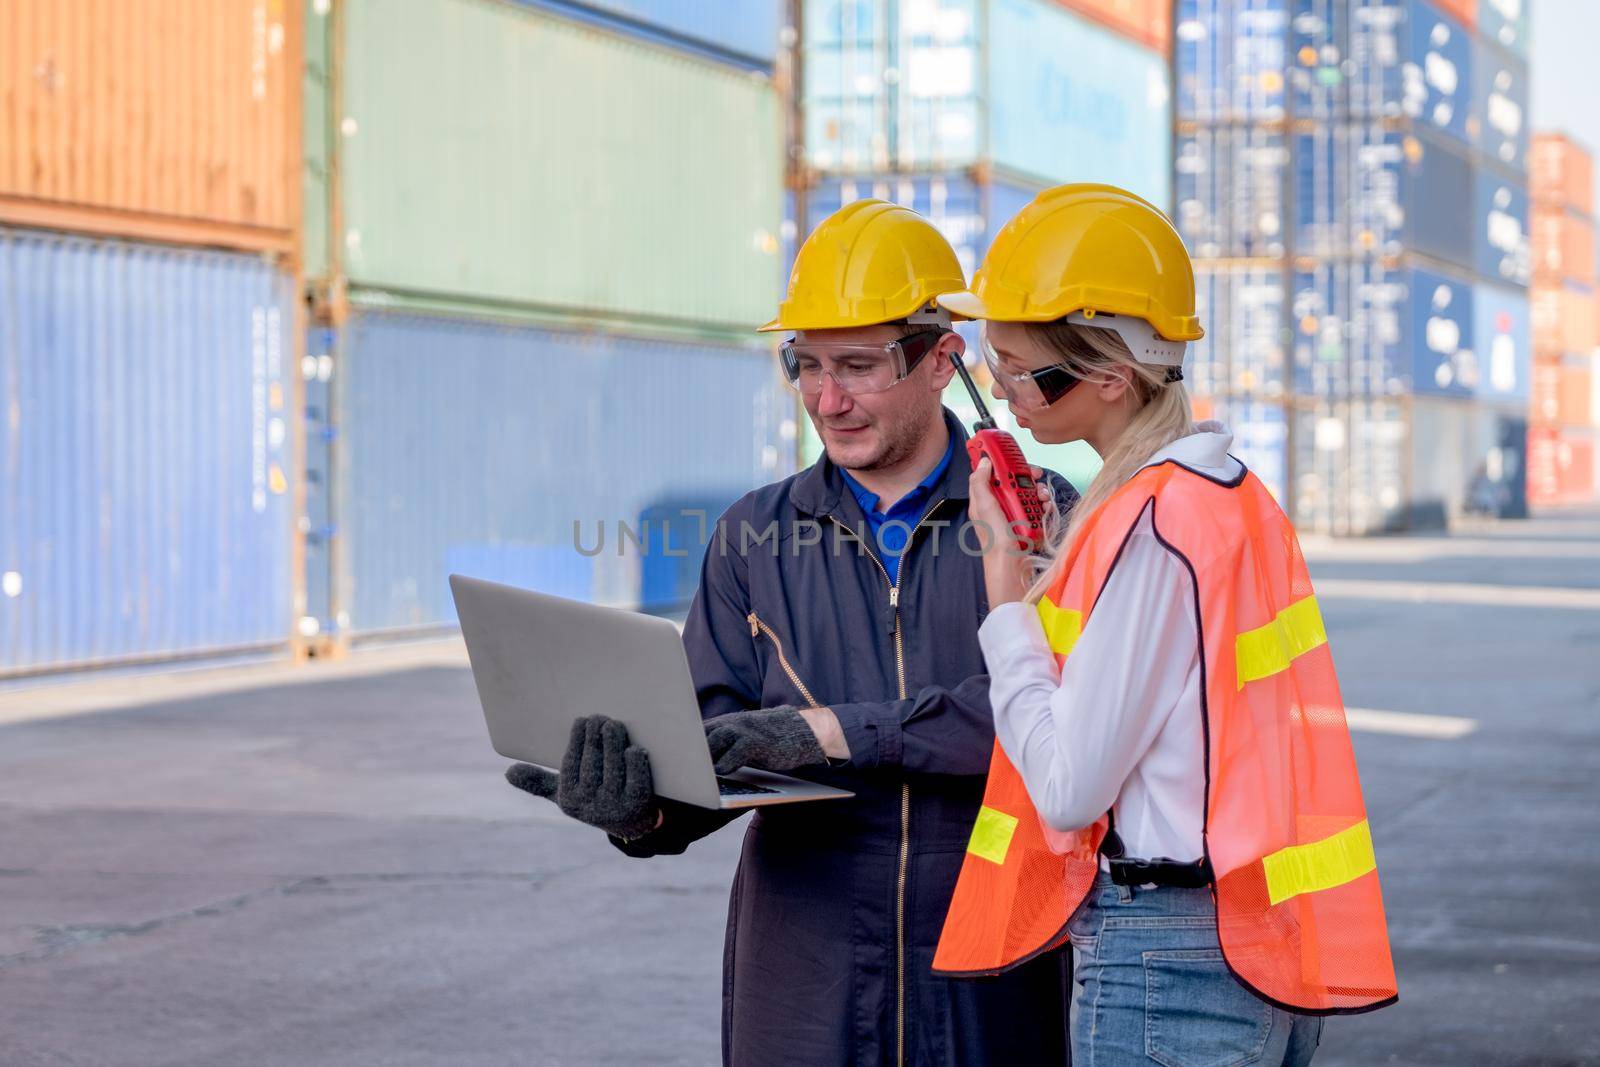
[[759, 199, 966, 332], [938, 183, 1204, 342]]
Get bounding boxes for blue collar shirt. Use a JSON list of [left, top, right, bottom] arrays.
[[839, 433, 956, 586]]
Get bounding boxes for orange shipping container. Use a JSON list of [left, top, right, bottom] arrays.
[[0, 0, 300, 255], [1055, 0, 1171, 52], [1531, 133, 1595, 217], [1531, 283, 1600, 355], [1532, 207, 1598, 286], [1531, 358, 1561, 424], [1431, 0, 1477, 29], [1529, 427, 1597, 507], [1559, 366, 1594, 426]]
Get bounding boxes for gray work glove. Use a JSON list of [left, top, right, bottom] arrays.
[[505, 715, 660, 841], [704, 706, 825, 776]]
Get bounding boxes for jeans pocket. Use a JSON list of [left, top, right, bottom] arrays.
[[1143, 949, 1274, 1067], [1066, 905, 1098, 956]]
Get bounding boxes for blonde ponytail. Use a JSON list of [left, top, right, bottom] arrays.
[[1023, 321, 1196, 605]]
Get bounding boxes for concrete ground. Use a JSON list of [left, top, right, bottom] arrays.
[[1, 511, 1597, 1065]]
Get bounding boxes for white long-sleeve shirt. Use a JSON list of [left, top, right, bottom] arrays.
[[977, 423, 1242, 863]]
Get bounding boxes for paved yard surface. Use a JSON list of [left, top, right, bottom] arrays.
[[2, 511, 1597, 1065]]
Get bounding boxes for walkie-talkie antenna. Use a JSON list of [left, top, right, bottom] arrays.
[[949, 351, 998, 432]]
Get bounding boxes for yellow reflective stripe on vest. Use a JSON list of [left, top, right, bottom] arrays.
[[1235, 595, 1327, 688], [966, 806, 1019, 865], [1261, 819, 1376, 906], [1036, 596, 1084, 657]]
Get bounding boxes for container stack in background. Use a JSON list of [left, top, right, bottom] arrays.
[[1177, 0, 1534, 532], [1, 1, 303, 677], [792, 0, 1174, 490], [1528, 132, 1600, 506], [300, 0, 788, 647]]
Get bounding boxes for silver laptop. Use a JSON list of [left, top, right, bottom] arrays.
[[450, 575, 853, 810]]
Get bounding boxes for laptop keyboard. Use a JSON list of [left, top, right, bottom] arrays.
[[717, 776, 780, 797]]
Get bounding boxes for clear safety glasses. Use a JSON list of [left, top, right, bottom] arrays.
[[778, 330, 944, 396], [980, 330, 1084, 414]]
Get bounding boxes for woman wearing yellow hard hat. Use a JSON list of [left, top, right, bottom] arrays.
[[927, 184, 1398, 1063]]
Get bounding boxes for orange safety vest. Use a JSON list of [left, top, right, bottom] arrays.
[[933, 460, 1398, 1015]]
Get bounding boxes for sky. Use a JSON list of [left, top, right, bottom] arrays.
[[1531, 0, 1600, 206]]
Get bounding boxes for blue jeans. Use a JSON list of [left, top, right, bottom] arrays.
[[1066, 872, 1323, 1066]]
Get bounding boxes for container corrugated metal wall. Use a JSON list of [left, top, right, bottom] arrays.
[[1531, 208, 1598, 287], [1347, 0, 1474, 149], [1479, 0, 1528, 57], [803, 0, 1171, 203], [1472, 282, 1532, 403], [1057, 0, 1172, 51], [335, 0, 783, 331], [988, 0, 1172, 202], [1474, 168, 1531, 286], [302, 0, 333, 282], [1530, 426, 1596, 506], [332, 310, 788, 634], [1191, 264, 1287, 396], [1292, 397, 1410, 533], [1408, 267, 1478, 398], [0, 0, 301, 254], [1175, 0, 1288, 124], [0, 229, 295, 675], [511, 0, 781, 68], [1176, 125, 1288, 259], [1531, 134, 1595, 217], [1470, 39, 1529, 171]]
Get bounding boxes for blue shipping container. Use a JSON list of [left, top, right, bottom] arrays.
[[1478, 0, 1530, 59], [805, 171, 1043, 278], [513, 0, 780, 69], [1183, 0, 1474, 140], [1291, 263, 1359, 397], [1291, 261, 1476, 397], [1175, 0, 1289, 123], [1473, 168, 1531, 286], [332, 310, 789, 634], [303, 326, 337, 634], [804, 0, 980, 173], [1287, 0, 1348, 122], [0, 230, 295, 675], [1295, 125, 1475, 268], [1189, 265, 1288, 396], [1472, 282, 1532, 403], [1408, 266, 1476, 396], [1347, 0, 1474, 149], [1176, 125, 1289, 259], [1469, 38, 1530, 172], [988, 0, 1172, 204], [804, 0, 1171, 206]]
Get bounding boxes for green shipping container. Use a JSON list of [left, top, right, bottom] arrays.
[[311, 0, 784, 332]]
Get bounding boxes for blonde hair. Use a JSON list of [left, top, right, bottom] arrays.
[[1023, 321, 1196, 604]]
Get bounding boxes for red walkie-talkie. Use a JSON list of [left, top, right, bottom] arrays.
[[949, 352, 1047, 552]]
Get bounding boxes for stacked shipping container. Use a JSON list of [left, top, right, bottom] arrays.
[[1528, 132, 1600, 506], [301, 0, 790, 640], [1177, 0, 1534, 531], [796, 0, 1175, 488], [1, 1, 302, 676]]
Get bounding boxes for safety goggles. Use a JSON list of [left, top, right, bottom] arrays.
[[981, 311, 1188, 414], [778, 330, 945, 396], [980, 330, 1084, 414]]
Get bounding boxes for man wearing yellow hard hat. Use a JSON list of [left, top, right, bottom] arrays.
[[933, 184, 1396, 1061], [508, 199, 1081, 1063]]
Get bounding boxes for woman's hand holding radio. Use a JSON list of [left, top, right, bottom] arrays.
[[969, 457, 1055, 609]]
